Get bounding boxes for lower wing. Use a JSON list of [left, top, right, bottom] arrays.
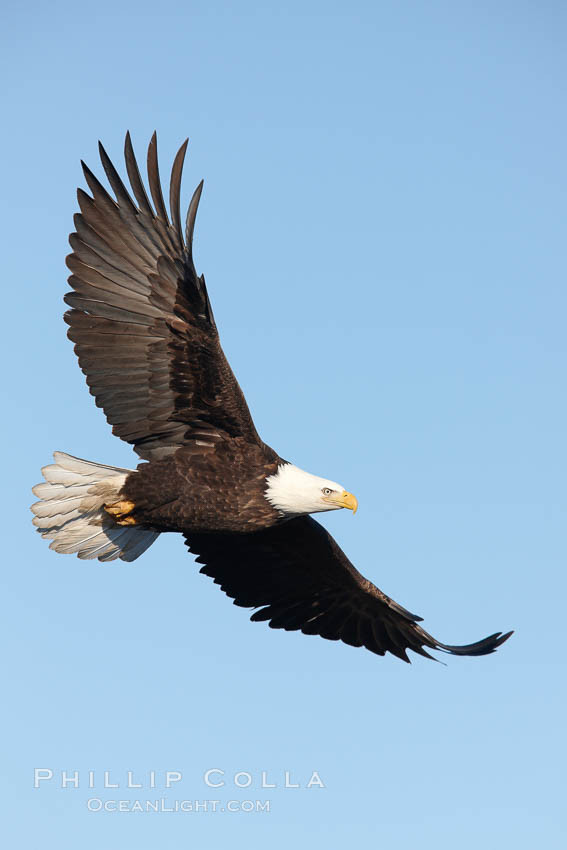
[[186, 516, 513, 663]]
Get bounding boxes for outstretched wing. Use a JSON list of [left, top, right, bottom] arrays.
[[187, 517, 513, 663], [64, 132, 262, 461]]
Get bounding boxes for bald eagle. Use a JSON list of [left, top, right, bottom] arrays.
[[31, 134, 512, 664]]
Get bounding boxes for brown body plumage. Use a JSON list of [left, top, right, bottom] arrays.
[[31, 133, 513, 664], [121, 443, 282, 533]]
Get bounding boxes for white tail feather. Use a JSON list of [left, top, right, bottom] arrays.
[[31, 452, 159, 562]]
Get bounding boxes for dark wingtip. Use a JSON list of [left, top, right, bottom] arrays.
[[147, 131, 170, 225], [170, 138, 189, 246], [185, 179, 204, 251], [438, 629, 514, 657], [79, 159, 102, 197], [148, 131, 159, 164], [124, 130, 133, 157]]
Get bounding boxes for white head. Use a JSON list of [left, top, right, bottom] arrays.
[[264, 463, 358, 518]]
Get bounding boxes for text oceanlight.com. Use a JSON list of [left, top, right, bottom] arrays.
[[86, 798, 270, 813]]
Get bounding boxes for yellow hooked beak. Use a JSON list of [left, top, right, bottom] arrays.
[[324, 490, 358, 514]]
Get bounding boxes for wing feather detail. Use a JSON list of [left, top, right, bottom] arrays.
[[64, 133, 262, 460], [187, 516, 513, 663]]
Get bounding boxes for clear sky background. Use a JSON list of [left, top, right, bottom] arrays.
[[2, 1, 565, 847]]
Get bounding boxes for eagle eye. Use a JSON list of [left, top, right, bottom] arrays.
[[322, 487, 333, 496]]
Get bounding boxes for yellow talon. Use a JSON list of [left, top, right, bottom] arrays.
[[104, 499, 136, 524], [117, 515, 137, 526]]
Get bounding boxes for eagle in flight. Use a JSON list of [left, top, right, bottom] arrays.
[[31, 134, 512, 664]]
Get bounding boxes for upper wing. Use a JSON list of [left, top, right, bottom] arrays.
[[187, 516, 513, 663], [64, 132, 262, 461]]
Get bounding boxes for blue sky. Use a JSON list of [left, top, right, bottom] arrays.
[[2, 1, 566, 847]]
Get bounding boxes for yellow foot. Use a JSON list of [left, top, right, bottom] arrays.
[[116, 515, 137, 526], [104, 499, 136, 525]]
